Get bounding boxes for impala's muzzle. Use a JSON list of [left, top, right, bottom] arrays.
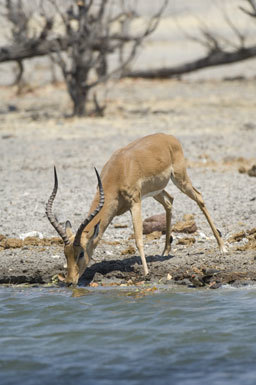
[[57, 272, 79, 286], [66, 271, 80, 286]]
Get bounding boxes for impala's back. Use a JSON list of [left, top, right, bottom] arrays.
[[99, 133, 184, 205]]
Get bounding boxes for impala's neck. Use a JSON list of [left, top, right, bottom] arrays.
[[80, 191, 118, 249]]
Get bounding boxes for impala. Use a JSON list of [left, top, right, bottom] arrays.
[[46, 133, 226, 285]]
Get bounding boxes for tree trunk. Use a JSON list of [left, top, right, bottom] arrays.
[[66, 59, 91, 116], [68, 80, 88, 116], [72, 93, 87, 116]]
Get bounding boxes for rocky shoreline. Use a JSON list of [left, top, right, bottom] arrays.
[[1, 224, 255, 289]]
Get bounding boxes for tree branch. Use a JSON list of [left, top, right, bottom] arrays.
[[125, 45, 256, 79], [0, 33, 126, 63], [240, 0, 256, 18]]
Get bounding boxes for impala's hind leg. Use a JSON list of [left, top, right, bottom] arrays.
[[171, 171, 227, 253], [154, 190, 174, 256]]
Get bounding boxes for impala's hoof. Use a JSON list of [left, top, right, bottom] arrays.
[[143, 267, 149, 276], [162, 246, 172, 257], [144, 273, 151, 281], [220, 245, 228, 254], [162, 249, 170, 257]]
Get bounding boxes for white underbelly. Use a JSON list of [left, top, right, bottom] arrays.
[[142, 189, 163, 200], [140, 165, 173, 200]]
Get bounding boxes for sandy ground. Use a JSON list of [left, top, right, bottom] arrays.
[[0, 77, 256, 288]]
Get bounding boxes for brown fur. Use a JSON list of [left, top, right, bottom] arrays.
[[55, 133, 226, 285]]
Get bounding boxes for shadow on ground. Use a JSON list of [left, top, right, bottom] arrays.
[[79, 254, 174, 285]]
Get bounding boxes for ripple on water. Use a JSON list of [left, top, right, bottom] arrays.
[[0, 286, 256, 385]]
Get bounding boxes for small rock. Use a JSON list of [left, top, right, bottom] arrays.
[[198, 231, 207, 239], [177, 237, 196, 245], [145, 231, 162, 241], [202, 268, 220, 276], [248, 165, 256, 177], [143, 213, 166, 234], [143, 213, 197, 234], [209, 281, 222, 289], [190, 274, 205, 287], [238, 166, 247, 174], [51, 255, 61, 259], [19, 231, 43, 240], [8, 104, 18, 112], [121, 245, 136, 255], [243, 122, 256, 130]]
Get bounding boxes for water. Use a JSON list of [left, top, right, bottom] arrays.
[[0, 285, 256, 385]]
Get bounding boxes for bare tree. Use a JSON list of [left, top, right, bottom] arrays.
[[0, 0, 167, 116], [47, 0, 167, 116], [2, 0, 53, 89]]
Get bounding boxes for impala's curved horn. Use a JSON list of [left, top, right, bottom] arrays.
[[45, 166, 70, 245], [74, 168, 104, 247]]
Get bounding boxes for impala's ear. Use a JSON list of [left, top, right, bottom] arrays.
[[65, 220, 73, 239]]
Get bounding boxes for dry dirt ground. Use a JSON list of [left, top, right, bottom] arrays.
[[0, 77, 256, 289]]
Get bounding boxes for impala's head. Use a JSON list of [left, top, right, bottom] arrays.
[[46, 167, 104, 286]]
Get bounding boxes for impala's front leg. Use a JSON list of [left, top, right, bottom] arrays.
[[130, 201, 149, 275]]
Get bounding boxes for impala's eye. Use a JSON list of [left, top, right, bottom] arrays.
[[76, 251, 84, 263], [78, 251, 84, 259]]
